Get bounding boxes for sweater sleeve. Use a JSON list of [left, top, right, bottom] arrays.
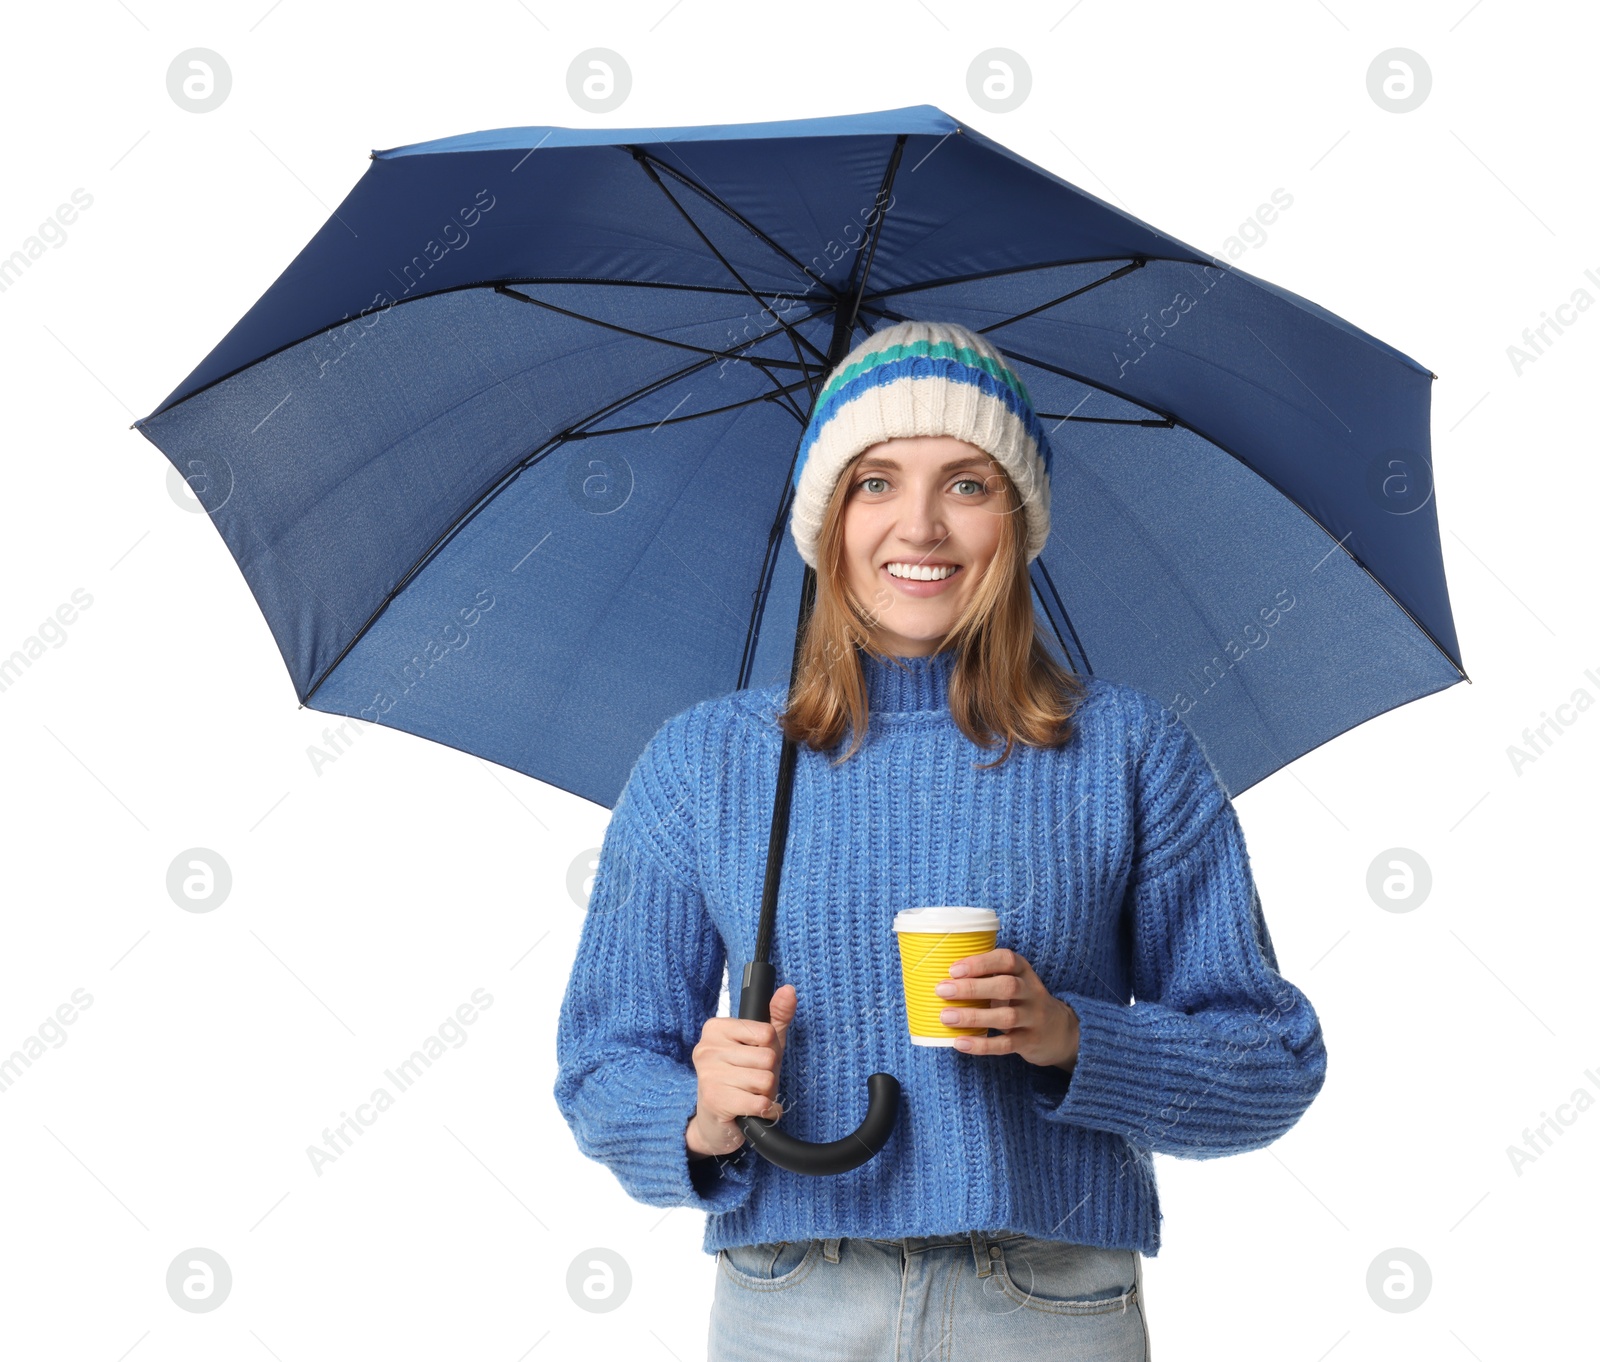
[[553, 708, 758, 1213], [1032, 696, 1328, 1157]]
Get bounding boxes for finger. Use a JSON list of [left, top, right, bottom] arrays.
[[952, 1032, 1016, 1055], [940, 1005, 1019, 1030], [769, 984, 798, 1035], [724, 1089, 783, 1120], [721, 1068, 779, 1100], [714, 1018, 782, 1046], [947, 948, 1022, 978], [936, 972, 1023, 1002], [714, 1044, 779, 1071]]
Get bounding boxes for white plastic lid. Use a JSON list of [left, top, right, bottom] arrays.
[[892, 905, 1000, 933]]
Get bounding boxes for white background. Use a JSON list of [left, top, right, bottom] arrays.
[[1, 2, 1594, 1358]]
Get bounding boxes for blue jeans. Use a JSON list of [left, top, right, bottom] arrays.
[[708, 1230, 1149, 1361]]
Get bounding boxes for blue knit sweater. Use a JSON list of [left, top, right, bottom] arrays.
[[554, 646, 1327, 1257]]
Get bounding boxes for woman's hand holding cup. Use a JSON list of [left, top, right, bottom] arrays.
[[686, 983, 797, 1157], [935, 948, 1080, 1071]]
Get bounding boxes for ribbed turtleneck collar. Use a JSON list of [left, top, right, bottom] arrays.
[[859, 645, 957, 714]]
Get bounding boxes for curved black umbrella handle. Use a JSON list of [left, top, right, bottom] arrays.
[[733, 962, 900, 1176]]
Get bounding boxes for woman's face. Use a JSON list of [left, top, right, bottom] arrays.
[[838, 435, 1011, 658]]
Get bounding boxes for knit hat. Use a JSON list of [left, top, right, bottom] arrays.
[[788, 319, 1054, 570]]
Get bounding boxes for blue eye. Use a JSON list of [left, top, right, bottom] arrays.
[[855, 474, 988, 495]]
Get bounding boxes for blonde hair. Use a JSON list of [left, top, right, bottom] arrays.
[[779, 450, 1088, 769]]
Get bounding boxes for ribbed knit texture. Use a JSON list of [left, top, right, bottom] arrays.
[[554, 647, 1328, 1257]]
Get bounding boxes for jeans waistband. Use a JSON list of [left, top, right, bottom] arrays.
[[824, 1229, 1026, 1275]]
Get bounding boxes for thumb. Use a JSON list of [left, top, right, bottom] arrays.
[[769, 983, 798, 1048]]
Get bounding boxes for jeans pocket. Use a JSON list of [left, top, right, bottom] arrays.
[[994, 1237, 1139, 1315], [717, 1240, 819, 1291]]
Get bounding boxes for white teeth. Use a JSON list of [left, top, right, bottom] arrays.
[[886, 563, 957, 581]]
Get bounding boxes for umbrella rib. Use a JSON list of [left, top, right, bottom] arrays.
[[764, 376, 811, 427], [839, 257, 1151, 346], [992, 341, 1466, 677], [734, 361, 812, 428], [732, 395, 815, 691], [854, 305, 1466, 682], [859, 297, 1177, 423], [141, 277, 831, 422], [143, 252, 1157, 427], [855, 290, 1467, 681], [624, 146, 843, 308], [299, 318, 833, 707], [735, 472, 799, 694], [1039, 415, 1173, 426], [626, 140, 857, 439], [627, 148, 832, 370], [565, 377, 816, 438], [967, 258, 1148, 332], [538, 302, 834, 439], [493, 284, 812, 373], [495, 282, 823, 413], [866, 253, 1196, 299], [1029, 558, 1093, 676]]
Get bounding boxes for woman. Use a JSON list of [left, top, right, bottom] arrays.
[[554, 320, 1328, 1360]]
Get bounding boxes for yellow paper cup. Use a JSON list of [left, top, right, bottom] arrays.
[[893, 906, 1001, 1047]]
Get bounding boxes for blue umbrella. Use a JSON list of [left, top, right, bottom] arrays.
[[135, 103, 1463, 1174]]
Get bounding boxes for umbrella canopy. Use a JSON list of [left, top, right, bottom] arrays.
[[136, 103, 1464, 808]]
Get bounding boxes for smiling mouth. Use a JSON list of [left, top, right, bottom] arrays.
[[884, 563, 961, 581]]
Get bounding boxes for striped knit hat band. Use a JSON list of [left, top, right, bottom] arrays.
[[788, 319, 1054, 570]]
